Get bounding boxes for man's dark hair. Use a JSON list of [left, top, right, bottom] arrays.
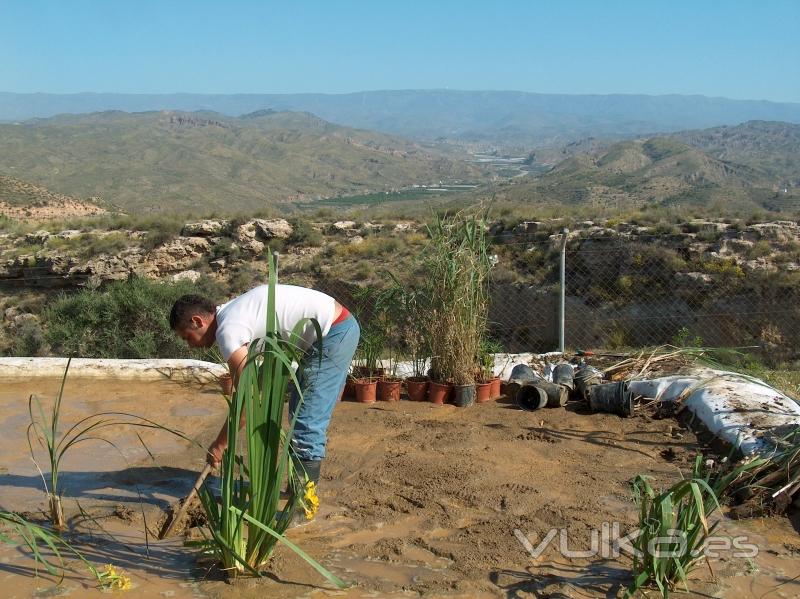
[[169, 294, 216, 330]]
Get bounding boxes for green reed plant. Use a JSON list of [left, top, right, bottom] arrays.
[[0, 511, 102, 584], [195, 253, 344, 586], [424, 208, 491, 385], [351, 286, 386, 378], [26, 358, 190, 529], [382, 274, 431, 379], [625, 456, 721, 598]]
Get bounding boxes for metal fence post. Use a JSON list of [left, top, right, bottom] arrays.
[[559, 228, 568, 353], [272, 250, 279, 276]]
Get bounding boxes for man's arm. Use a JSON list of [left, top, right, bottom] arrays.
[[207, 346, 249, 467]]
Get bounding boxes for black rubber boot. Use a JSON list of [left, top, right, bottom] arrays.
[[287, 457, 322, 527], [298, 458, 321, 487]]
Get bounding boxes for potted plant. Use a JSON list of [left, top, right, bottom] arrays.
[[476, 339, 502, 402], [423, 208, 491, 407], [375, 292, 402, 402], [350, 286, 386, 403], [380, 276, 431, 401]]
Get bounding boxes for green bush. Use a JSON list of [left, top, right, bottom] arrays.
[[287, 218, 323, 247], [44, 276, 222, 359]]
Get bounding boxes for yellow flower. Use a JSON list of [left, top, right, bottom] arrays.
[[302, 480, 319, 520], [98, 563, 132, 591]]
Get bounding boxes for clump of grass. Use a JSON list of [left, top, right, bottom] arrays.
[[196, 253, 344, 586], [626, 456, 721, 598], [0, 511, 102, 585]]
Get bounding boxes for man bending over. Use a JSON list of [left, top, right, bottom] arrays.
[[169, 284, 360, 519]]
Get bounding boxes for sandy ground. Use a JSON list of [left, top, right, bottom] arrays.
[[0, 376, 798, 598]]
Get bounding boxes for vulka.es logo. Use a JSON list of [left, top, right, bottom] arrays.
[[513, 524, 758, 560]]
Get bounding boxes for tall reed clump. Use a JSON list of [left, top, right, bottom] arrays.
[[625, 456, 722, 598], [424, 208, 491, 385], [196, 253, 344, 586]]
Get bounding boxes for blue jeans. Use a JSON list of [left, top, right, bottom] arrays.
[[289, 315, 360, 460]]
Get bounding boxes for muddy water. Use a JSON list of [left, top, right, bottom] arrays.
[[0, 377, 798, 598]]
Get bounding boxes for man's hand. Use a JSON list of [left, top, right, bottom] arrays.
[[207, 437, 226, 468]]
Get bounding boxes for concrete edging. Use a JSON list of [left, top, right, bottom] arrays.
[[0, 357, 226, 382]]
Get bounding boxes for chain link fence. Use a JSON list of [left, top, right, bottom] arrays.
[[280, 229, 799, 363]]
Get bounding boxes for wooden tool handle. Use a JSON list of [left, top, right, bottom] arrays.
[[159, 462, 214, 539]]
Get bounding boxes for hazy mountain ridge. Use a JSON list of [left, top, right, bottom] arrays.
[[496, 127, 796, 211], [3, 90, 800, 146], [0, 109, 480, 213]]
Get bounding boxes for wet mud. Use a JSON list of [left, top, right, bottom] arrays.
[[0, 377, 797, 597]]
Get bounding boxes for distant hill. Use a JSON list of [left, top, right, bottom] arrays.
[[670, 120, 800, 186], [495, 132, 792, 211], [0, 110, 480, 213], [0, 175, 107, 219], [2, 90, 800, 147]]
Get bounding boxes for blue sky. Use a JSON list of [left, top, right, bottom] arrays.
[[2, 0, 799, 102]]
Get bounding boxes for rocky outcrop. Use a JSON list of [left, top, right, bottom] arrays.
[[233, 218, 293, 254], [181, 220, 229, 237]]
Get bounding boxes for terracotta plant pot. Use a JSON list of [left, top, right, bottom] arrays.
[[353, 378, 377, 404], [377, 378, 402, 402], [405, 376, 429, 402], [475, 381, 493, 403], [428, 381, 453, 405], [490, 377, 502, 399]]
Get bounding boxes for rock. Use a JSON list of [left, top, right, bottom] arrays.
[[143, 237, 210, 274], [361, 222, 383, 233], [254, 218, 292, 239], [745, 222, 799, 243], [331, 220, 356, 231], [512, 221, 542, 235], [238, 238, 265, 255], [720, 238, 754, 254], [3, 306, 21, 322], [687, 242, 713, 256], [209, 258, 226, 270], [171, 270, 202, 283], [181, 220, 229, 237], [25, 230, 50, 244], [55, 230, 82, 240], [349, 236, 364, 245], [393, 221, 415, 233], [234, 219, 292, 243], [11, 312, 38, 330], [743, 258, 777, 272]]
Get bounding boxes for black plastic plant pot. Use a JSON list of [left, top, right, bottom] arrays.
[[553, 364, 575, 390], [452, 384, 476, 408], [509, 364, 539, 382], [516, 384, 548, 411], [505, 364, 543, 400], [588, 381, 633, 417], [574, 364, 604, 401], [536, 381, 569, 408]]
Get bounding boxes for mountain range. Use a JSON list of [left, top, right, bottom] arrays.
[[0, 109, 479, 213], [494, 121, 800, 212], [2, 90, 800, 147]]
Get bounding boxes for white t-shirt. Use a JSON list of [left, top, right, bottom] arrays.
[[215, 284, 337, 361]]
